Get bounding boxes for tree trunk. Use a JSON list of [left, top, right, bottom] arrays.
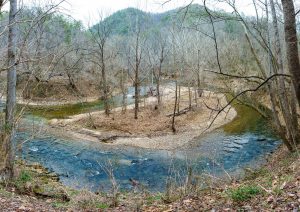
[[101, 52, 109, 116], [177, 84, 181, 113], [157, 47, 164, 106], [121, 69, 127, 113], [188, 86, 192, 109], [172, 80, 178, 133], [194, 86, 198, 106], [281, 0, 300, 107], [197, 50, 202, 97], [156, 78, 161, 106], [270, 0, 299, 146], [157, 64, 162, 106], [0, 0, 17, 179], [134, 70, 139, 119], [134, 31, 140, 120]]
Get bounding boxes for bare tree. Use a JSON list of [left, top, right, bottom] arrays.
[[126, 15, 147, 119], [0, 0, 17, 179], [89, 13, 112, 116], [147, 30, 169, 107]]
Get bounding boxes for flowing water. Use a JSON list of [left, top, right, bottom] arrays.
[[8, 89, 281, 192]]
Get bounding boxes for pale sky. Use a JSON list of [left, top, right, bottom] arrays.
[[4, 0, 281, 26]]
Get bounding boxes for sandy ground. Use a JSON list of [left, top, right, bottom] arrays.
[[48, 85, 237, 150]]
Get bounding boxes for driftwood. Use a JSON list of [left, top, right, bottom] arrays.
[[166, 105, 196, 117]]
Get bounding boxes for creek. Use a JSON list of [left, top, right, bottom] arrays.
[[7, 88, 281, 192]]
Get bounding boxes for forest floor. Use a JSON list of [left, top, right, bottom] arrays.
[[0, 145, 299, 211], [48, 85, 237, 150]]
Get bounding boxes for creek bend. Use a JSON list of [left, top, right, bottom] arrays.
[[13, 89, 281, 192]]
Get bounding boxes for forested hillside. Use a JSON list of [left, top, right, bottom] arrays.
[[93, 4, 243, 37]]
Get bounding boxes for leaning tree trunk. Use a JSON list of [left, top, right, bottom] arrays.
[[0, 0, 17, 179], [270, 0, 299, 146], [281, 0, 300, 107]]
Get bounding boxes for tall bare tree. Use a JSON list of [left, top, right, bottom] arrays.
[[0, 0, 17, 179], [89, 14, 112, 116], [126, 16, 147, 119]]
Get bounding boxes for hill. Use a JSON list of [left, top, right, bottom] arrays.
[[91, 4, 243, 36]]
